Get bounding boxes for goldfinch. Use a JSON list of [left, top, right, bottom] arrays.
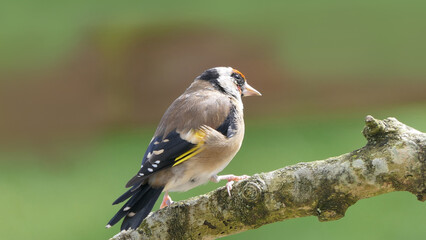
[[107, 67, 261, 230]]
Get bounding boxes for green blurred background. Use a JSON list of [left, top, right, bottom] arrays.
[[0, 1, 425, 239]]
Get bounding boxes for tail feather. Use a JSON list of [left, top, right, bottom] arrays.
[[108, 187, 147, 227], [107, 203, 131, 227], [107, 184, 163, 230], [112, 185, 140, 205], [121, 187, 163, 230]]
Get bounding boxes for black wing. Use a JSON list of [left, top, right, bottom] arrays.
[[125, 130, 199, 188], [215, 104, 238, 138]]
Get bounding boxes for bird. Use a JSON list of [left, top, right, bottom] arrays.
[[106, 66, 261, 231]]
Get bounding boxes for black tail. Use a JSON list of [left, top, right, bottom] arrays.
[[107, 184, 163, 230]]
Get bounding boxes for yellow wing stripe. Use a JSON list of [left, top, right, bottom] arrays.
[[175, 145, 199, 161], [173, 145, 204, 167], [173, 129, 207, 167]]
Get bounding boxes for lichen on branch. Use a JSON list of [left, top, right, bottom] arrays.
[[110, 116, 425, 240]]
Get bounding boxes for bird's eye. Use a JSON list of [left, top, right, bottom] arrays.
[[231, 73, 245, 87]]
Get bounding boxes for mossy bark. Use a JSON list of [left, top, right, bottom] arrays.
[[110, 116, 425, 240]]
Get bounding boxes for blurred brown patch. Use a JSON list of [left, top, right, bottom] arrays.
[[0, 25, 290, 147], [1, 24, 425, 150]]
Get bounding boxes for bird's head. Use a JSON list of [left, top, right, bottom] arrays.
[[197, 67, 262, 99]]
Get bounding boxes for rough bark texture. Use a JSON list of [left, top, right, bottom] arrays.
[[110, 116, 425, 240]]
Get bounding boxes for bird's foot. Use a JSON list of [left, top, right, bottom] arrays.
[[211, 174, 249, 196], [160, 192, 173, 209]]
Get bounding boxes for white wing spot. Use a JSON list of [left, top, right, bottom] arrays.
[[154, 141, 160, 145], [128, 212, 136, 217], [153, 149, 164, 155], [163, 139, 169, 142], [152, 164, 158, 168], [147, 152, 153, 159], [106, 224, 112, 229], [148, 168, 153, 172], [138, 173, 144, 176], [154, 160, 160, 164], [123, 207, 131, 211]]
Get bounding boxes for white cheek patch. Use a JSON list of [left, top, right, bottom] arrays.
[[214, 67, 241, 98], [217, 78, 241, 100]]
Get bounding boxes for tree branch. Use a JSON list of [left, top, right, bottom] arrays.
[[110, 116, 425, 240]]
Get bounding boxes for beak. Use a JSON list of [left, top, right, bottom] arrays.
[[242, 83, 262, 97]]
